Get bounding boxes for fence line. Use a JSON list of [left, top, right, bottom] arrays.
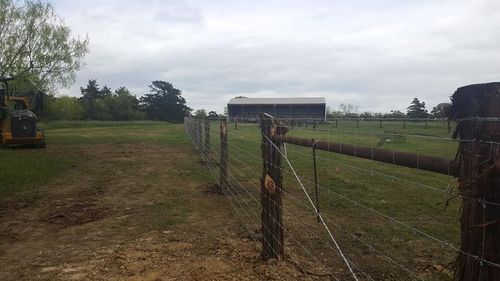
[[184, 111, 500, 281]]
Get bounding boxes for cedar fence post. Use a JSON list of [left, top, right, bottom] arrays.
[[197, 117, 203, 148], [450, 82, 500, 281], [204, 118, 210, 157], [219, 118, 228, 190], [260, 113, 288, 261], [312, 138, 320, 223]]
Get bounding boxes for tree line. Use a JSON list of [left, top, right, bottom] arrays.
[[43, 79, 192, 122], [326, 98, 450, 119]]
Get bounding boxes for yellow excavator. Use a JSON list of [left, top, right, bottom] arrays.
[[0, 77, 46, 148]]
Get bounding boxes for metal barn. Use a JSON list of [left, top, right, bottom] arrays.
[[227, 97, 326, 121]]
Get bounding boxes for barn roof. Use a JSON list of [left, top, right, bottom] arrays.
[[228, 97, 325, 105]]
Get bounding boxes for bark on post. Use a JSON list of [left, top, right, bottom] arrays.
[[219, 118, 228, 190], [312, 139, 320, 223], [450, 82, 500, 281], [196, 117, 203, 148], [204, 118, 210, 159], [260, 113, 288, 261]]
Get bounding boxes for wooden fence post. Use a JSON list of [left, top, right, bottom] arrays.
[[196, 117, 203, 148], [403, 119, 406, 129], [260, 113, 288, 261], [312, 139, 320, 223], [450, 83, 500, 281], [219, 118, 228, 190], [204, 118, 210, 157], [234, 116, 238, 130], [379, 119, 382, 128]]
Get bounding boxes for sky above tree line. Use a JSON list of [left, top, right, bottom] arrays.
[[52, 0, 500, 114]]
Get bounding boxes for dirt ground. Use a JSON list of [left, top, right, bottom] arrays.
[[0, 143, 327, 281]]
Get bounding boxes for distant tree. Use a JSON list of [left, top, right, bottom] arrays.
[[431, 102, 451, 119], [44, 95, 84, 120], [95, 86, 142, 120], [208, 111, 218, 117], [360, 111, 374, 118], [100, 85, 113, 97], [194, 109, 207, 117], [140, 81, 191, 122], [326, 106, 342, 118], [406, 98, 428, 118], [80, 79, 101, 119], [338, 103, 359, 117], [234, 96, 247, 98], [384, 110, 406, 118]]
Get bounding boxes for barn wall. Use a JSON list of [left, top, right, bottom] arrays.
[[227, 104, 326, 121]]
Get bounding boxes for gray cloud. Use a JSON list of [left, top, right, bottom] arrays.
[[53, 0, 500, 113]]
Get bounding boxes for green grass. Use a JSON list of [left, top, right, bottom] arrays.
[[0, 121, 190, 198], [41, 121, 190, 146], [38, 120, 166, 130], [0, 149, 78, 197]]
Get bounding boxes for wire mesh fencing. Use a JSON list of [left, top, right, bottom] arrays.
[[184, 115, 500, 281]]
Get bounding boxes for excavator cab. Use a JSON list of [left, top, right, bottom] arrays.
[[0, 78, 46, 148]]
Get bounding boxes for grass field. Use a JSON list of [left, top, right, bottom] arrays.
[[0, 121, 191, 198], [3, 121, 318, 280], [1, 119, 460, 280]]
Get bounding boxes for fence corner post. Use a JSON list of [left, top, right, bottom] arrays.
[[260, 113, 288, 261], [451, 83, 500, 281]]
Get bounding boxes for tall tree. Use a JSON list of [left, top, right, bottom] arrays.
[[100, 85, 112, 98], [0, 0, 89, 91], [338, 103, 359, 117], [406, 98, 428, 118], [44, 95, 84, 120], [80, 79, 101, 119], [431, 102, 451, 118], [384, 110, 406, 118], [194, 109, 207, 117], [140, 81, 191, 122], [95, 86, 142, 120]]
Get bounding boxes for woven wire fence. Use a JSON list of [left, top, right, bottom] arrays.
[[184, 116, 499, 281]]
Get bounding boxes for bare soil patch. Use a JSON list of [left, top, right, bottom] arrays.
[[0, 143, 322, 281]]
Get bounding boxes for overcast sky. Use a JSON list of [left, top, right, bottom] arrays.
[[52, 0, 500, 113]]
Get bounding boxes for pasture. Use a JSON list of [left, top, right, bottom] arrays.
[[0, 119, 462, 280], [0, 121, 312, 281]]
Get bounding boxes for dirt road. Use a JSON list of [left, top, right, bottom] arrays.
[[0, 143, 322, 281]]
